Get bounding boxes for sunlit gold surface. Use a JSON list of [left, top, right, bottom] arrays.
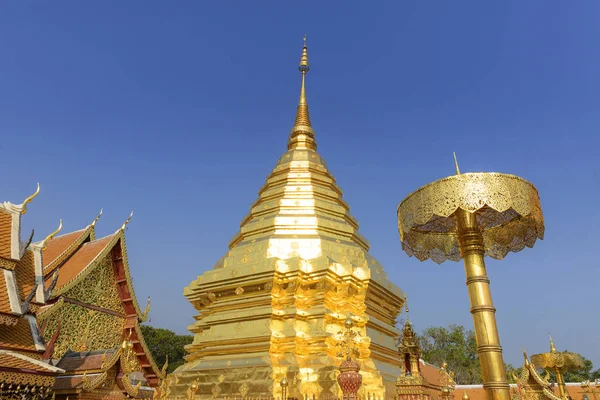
[[170, 39, 405, 399], [397, 172, 544, 263], [530, 337, 585, 399], [20, 182, 40, 215], [397, 167, 545, 400], [513, 350, 561, 400]]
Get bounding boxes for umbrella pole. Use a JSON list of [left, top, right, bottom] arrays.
[[456, 208, 510, 400]]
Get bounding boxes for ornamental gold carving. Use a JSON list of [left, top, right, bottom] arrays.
[[63, 254, 124, 313], [41, 302, 124, 358]]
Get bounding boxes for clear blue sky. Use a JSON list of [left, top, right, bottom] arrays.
[[2, 1, 598, 368]]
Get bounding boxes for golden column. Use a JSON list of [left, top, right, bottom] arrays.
[[397, 155, 545, 400]]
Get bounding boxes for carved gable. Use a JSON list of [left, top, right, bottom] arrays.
[[64, 253, 124, 314]]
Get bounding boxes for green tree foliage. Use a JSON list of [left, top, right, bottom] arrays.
[[419, 324, 481, 384], [140, 325, 193, 373], [419, 325, 600, 385]]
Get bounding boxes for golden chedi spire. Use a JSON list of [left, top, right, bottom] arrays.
[[289, 35, 316, 151], [176, 37, 405, 399]]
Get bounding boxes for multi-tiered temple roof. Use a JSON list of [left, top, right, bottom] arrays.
[[37, 212, 163, 398], [0, 185, 163, 399], [0, 185, 64, 399]]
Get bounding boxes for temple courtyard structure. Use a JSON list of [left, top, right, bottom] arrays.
[[0, 39, 596, 400]]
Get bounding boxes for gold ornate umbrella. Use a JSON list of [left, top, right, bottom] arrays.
[[531, 336, 585, 399], [397, 155, 545, 400]]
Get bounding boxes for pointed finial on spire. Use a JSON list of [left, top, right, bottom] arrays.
[[90, 209, 103, 227], [453, 152, 461, 175], [20, 183, 40, 215], [42, 219, 63, 250], [404, 293, 409, 322], [549, 334, 557, 352], [462, 392, 470, 400], [288, 35, 316, 151]]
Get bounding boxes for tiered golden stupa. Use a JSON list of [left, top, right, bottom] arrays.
[[170, 38, 405, 399]]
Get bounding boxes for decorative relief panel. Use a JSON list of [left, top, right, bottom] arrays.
[[64, 254, 124, 313], [42, 303, 124, 358]]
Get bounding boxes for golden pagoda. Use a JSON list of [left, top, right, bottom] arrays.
[[170, 38, 405, 399]]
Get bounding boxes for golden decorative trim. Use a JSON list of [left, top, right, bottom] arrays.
[[20, 183, 40, 215], [37, 297, 65, 320], [398, 172, 544, 263], [0, 313, 19, 326], [43, 227, 92, 276], [41, 220, 63, 250], [134, 322, 162, 378], [0, 370, 55, 387], [0, 258, 17, 270]]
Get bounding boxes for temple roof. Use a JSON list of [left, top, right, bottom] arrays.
[[42, 228, 93, 274], [0, 316, 40, 354], [14, 250, 37, 303], [38, 218, 161, 385], [0, 349, 64, 373], [0, 210, 12, 260], [51, 234, 114, 294], [0, 275, 12, 316], [56, 348, 118, 372]]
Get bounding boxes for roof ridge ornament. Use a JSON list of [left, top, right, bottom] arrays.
[[90, 208, 103, 227], [42, 219, 63, 250], [117, 211, 134, 233], [288, 35, 316, 151], [20, 183, 40, 215]]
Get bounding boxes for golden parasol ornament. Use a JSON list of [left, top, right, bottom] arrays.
[[397, 154, 545, 400]]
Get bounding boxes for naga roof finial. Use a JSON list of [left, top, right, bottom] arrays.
[[522, 348, 530, 366], [42, 219, 63, 250], [20, 183, 40, 215], [90, 208, 103, 227], [119, 211, 134, 232], [141, 296, 151, 321]]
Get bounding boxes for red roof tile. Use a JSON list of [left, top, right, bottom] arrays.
[[0, 210, 13, 259], [56, 349, 117, 372], [42, 229, 87, 270], [52, 235, 114, 293], [15, 250, 36, 303], [0, 316, 37, 353], [0, 350, 62, 373], [0, 272, 13, 315], [419, 360, 443, 386]]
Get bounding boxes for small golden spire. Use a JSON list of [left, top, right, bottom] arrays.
[[90, 209, 103, 227], [462, 392, 470, 400], [42, 219, 63, 250], [289, 35, 316, 151], [549, 334, 557, 352], [21, 183, 40, 215], [453, 152, 461, 175]]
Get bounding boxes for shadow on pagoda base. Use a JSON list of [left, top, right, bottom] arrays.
[[167, 353, 400, 399]]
